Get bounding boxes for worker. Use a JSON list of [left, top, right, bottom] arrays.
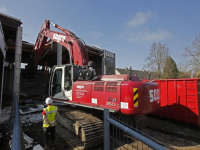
[[42, 97, 59, 149]]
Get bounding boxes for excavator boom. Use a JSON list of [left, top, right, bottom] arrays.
[[27, 19, 89, 75]]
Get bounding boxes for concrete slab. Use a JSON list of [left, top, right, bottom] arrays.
[[33, 144, 43, 150], [19, 104, 44, 115]]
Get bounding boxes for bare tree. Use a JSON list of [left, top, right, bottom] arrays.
[[177, 62, 192, 78], [144, 42, 169, 79], [183, 34, 200, 73]]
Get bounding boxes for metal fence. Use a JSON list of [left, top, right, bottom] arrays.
[[104, 109, 174, 150], [8, 94, 25, 150]]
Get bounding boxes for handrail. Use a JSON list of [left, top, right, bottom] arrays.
[[10, 94, 25, 150], [104, 109, 168, 150]]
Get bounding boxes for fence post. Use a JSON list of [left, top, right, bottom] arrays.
[[104, 109, 110, 150]]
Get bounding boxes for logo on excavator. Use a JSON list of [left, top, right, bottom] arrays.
[[108, 97, 118, 102], [77, 85, 84, 89], [53, 33, 66, 42], [149, 89, 160, 103]]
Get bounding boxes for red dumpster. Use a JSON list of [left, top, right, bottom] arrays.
[[152, 78, 200, 127]]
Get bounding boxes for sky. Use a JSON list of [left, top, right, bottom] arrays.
[[0, 0, 200, 70]]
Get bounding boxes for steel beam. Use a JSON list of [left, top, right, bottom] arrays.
[[103, 50, 106, 75], [57, 43, 62, 65], [13, 26, 22, 99]]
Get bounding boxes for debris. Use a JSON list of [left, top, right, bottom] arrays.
[[0, 131, 3, 146], [21, 112, 43, 124], [19, 104, 44, 115], [33, 144, 43, 150], [23, 133, 34, 149], [19, 93, 28, 97], [26, 99, 33, 103], [9, 133, 34, 149], [0, 107, 11, 122], [23, 133, 33, 143]]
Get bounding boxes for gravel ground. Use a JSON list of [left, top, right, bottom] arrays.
[[145, 116, 200, 150], [1, 106, 200, 150], [20, 113, 200, 150], [21, 112, 74, 150]]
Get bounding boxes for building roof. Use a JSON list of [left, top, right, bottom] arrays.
[[0, 12, 22, 30]]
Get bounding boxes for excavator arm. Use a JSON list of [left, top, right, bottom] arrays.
[[27, 19, 89, 75]]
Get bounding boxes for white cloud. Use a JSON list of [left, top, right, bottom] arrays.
[[128, 11, 157, 28], [128, 29, 172, 42], [120, 11, 171, 42], [0, 6, 8, 14], [90, 31, 103, 38]]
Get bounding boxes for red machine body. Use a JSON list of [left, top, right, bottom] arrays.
[[53, 74, 160, 115], [151, 78, 200, 126]]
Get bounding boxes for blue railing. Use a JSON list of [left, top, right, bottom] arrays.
[[9, 94, 25, 150]]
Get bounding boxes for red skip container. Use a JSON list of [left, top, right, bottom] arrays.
[[152, 78, 200, 127]]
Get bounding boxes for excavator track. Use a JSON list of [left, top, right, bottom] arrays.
[[134, 115, 147, 129], [111, 113, 147, 129], [57, 106, 103, 149], [56, 124, 82, 150]]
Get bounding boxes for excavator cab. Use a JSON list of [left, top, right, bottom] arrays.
[[49, 64, 96, 100], [49, 60, 97, 101], [49, 64, 80, 100]]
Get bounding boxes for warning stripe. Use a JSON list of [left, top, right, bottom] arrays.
[[133, 88, 138, 107]]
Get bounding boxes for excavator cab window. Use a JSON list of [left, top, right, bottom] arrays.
[[50, 65, 81, 100], [64, 66, 72, 91], [52, 68, 62, 97], [62, 65, 73, 100]]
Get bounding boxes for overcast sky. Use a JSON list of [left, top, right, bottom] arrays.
[[1, 0, 200, 70]]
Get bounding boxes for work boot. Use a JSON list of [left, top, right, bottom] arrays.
[[44, 143, 49, 150]]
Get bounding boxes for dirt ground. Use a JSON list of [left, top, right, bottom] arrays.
[[1, 107, 200, 150], [23, 122, 73, 150], [145, 116, 200, 150], [21, 113, 200, 150]]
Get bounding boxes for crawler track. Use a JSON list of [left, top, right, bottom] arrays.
[[56, 124, 83, 150], [57, 106, 103, 149]]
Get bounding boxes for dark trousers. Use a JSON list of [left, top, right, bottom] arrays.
[[43, 126, 55, 144]]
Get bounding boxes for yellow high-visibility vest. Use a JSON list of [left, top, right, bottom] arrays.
[[43, 106, 58, 128]]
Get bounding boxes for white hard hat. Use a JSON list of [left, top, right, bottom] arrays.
[[45, 97, 53, 104]]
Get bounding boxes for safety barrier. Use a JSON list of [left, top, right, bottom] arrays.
[[8, 94, 25, 150], [104, 109, 174, 150]]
